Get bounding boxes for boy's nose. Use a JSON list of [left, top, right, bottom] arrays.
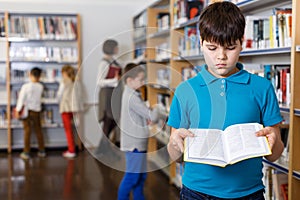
[[217, 49, 227, 60]]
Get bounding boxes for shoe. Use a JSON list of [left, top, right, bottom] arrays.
[[20, 152, 30, 160], [62, 151, 76, 158], [37, 151, 46, 158]]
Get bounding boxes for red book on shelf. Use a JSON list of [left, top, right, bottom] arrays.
[[280, 183, 288, 200]]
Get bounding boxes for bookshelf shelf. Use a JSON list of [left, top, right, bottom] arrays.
[[149, 58, 170, 63], [148, 29, 170, 38], [173, 16, 199, 30], [8, 38, 77, 42], [238, 0, 292, 13], [133, 35, 147, 44], [240, 47, 291, 56], [10, 60, 78, 65], [279, 105, 290, 113], [263, 157, 289, 175], [173, 54, 204, 61], [293, 109, 300, 116]]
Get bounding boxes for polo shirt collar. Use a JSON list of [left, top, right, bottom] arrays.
[[197, 63, 250, 85]]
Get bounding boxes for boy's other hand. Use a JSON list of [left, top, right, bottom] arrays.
[[169, 128, 194, 153]]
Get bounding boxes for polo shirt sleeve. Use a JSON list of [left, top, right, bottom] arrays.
[[262, 84, 283, 126], [167, 86, 189, 129]]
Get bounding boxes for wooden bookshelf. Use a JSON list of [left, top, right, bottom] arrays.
[[0, 12, 82, 153], [288, 0, 300, 199]]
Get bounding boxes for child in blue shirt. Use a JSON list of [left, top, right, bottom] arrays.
[[167, 2, 284, 199]]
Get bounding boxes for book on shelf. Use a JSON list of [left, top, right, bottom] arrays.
[[156, 12, 170, 31], [272, 171, 288, 200], [280, 183, 288, 200], [184, 123, 271, 167], [186, 0, 204, 20]]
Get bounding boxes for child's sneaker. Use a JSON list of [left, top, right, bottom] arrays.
[[62, 151, 76, 158], [37, 151, 46, 158], [20, 152, 30, 160]]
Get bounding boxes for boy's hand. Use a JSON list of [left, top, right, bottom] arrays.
[[256, 124, 284, 162], [168, 128, 194, 161], [256, 126, 279, 150]]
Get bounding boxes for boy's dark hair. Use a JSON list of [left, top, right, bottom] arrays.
[[199, 1, 245, 46], [102, 39, 118, 55], [30, 67, 42, 79], [123, 63, 145, 83]]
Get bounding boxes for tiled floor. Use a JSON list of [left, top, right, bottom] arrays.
[[0, 149, 180, 200]]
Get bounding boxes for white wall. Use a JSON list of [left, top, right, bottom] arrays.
[[1, 0, 155, 147]]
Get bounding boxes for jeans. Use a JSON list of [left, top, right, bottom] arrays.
[[180, 185, 265, 200], [118, 149, 147, 200]]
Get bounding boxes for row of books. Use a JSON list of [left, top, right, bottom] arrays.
[[244, 64, 291, 105], [155, 42, 171, 61], [11, 89, 60, 105], [0, 107, 58, 128], [10, 68, 63, 84], [8, 16, 77, 40], [178, 26, 200, 57], [173, 0, 204, 26], [156, 68, 170, 87], [244, 8, 292, 50], [157, 13, 170, 32], [10, 46, 78, 63]]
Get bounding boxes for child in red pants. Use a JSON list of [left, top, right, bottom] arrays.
[[57, 65, 80, 158]]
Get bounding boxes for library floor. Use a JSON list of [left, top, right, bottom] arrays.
[[0, 149, 180, 200]]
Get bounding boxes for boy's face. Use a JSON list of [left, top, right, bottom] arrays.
[[201, 40, 242, 78], [128, 72, 145, 90]]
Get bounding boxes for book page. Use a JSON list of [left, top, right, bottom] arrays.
[[184, 129, 227, 166], [223, 123, 271, 164]]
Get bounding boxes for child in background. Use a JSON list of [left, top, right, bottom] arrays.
[[57, 65, 78, 158], [167, 1, 284, 199], [16, 67, 46, 160], [118, 63, 162, 200]]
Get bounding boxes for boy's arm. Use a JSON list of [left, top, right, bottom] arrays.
[[130, 95, 159, 122], [167, 127, 194, 162], [16, 85, 26, 112], [256, 124, 284, 162]]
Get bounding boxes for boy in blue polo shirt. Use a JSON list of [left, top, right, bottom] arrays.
[[167, 1, 284, 199]]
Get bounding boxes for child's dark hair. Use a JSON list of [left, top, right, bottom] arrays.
[[62, 65, 76, 82], [199, 1, 245, 46], [123, 63, 145, 83], [30, 67, 42, 79], [103, 39, 118, 55]]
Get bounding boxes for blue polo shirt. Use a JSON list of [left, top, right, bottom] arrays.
[[167, 63, 282, 198]]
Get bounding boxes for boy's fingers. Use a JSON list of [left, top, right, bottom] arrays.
[[178, 128, 194, 138]]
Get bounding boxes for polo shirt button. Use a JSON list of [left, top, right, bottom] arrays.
[[220, 92, 224, 96], [221, 79, 225, 83], [221, 85, 224, 89]]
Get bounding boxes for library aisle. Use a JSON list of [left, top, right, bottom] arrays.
[[0, 149, 180, 200]]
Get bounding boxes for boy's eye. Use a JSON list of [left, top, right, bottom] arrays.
[[208, 47, 217, 51], [227, 46, 236, 50]]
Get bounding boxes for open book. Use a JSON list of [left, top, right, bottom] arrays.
[[184, 123, 271, 167]]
